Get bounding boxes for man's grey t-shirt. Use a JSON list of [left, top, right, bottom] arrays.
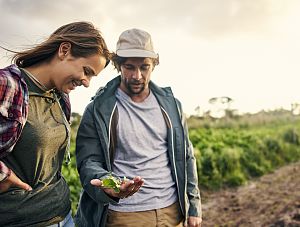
[[109, 88, 178, 212]]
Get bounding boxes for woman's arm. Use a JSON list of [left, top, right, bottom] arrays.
[[0, 66, 28, 157], [0, 66, 31, 191]]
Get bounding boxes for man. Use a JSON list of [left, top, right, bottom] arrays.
[[75, 28, 202, 227]]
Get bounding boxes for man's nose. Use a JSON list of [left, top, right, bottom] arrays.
[[132, 68, 142, 80]]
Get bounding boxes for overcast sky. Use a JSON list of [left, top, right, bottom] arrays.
[[1, 0, 300, 115]]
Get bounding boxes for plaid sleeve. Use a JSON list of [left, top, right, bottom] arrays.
[[0, 67, 25, 158], [0, 160, 11, 182], [0, 119, 22, 157]]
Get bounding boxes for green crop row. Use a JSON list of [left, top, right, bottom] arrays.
[[190, 122, 300, 189]]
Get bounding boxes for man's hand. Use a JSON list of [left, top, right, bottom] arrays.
[[0, 170, 32, 193], [90, 176, 144, 199], [184, 216, 202, 227]]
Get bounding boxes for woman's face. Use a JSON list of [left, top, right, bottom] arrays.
[[52, 53, 107, 94]]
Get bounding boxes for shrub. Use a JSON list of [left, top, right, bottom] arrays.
[[283, 129, 299, 145], [190, 116, 300, 190]]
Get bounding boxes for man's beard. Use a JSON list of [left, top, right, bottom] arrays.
[[124, 78, 145, 95]]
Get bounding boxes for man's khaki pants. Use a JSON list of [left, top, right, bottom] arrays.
[[106, 202, 184, 227]]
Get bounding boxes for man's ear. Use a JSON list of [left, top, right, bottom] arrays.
[[58, 42, 72, 60]]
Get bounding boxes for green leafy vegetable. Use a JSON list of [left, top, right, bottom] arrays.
[[101, 174, 122, 193]]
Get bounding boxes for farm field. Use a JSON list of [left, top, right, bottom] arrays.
[[201, 161, 300, 226], [64, 110, 300, 224]]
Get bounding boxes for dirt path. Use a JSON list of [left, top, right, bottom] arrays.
[[201, 161, 300, 226]]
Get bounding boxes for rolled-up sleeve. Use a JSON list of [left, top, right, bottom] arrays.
[[0, 66, 28, 158]]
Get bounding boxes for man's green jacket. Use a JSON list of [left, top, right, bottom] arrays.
[[74, 76, 201, 227]]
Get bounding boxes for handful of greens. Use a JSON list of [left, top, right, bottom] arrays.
[[101, 174, 127, 193]]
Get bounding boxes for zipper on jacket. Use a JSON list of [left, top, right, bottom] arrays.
[[107, 103, 117, 171], [160, 106, 184, 216]]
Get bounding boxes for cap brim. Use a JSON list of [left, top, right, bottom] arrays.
[[116, 49, 158, 58]]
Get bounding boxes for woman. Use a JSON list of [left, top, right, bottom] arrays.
[[0, 21, 110, 227]]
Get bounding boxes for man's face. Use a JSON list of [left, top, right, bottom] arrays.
[[120, 57, 154, 96]]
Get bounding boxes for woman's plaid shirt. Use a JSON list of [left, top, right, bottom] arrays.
[[0, 64, 29, 180], [0, 64, 71, 181]]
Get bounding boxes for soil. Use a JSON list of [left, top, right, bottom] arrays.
[[201, 161, 300, 227]]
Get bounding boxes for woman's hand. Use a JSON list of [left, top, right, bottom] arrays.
[[91, 176, 144, 199], [0, 170, 32, 193]]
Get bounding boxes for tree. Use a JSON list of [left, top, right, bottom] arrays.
[[208, 96, 235, 118]]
